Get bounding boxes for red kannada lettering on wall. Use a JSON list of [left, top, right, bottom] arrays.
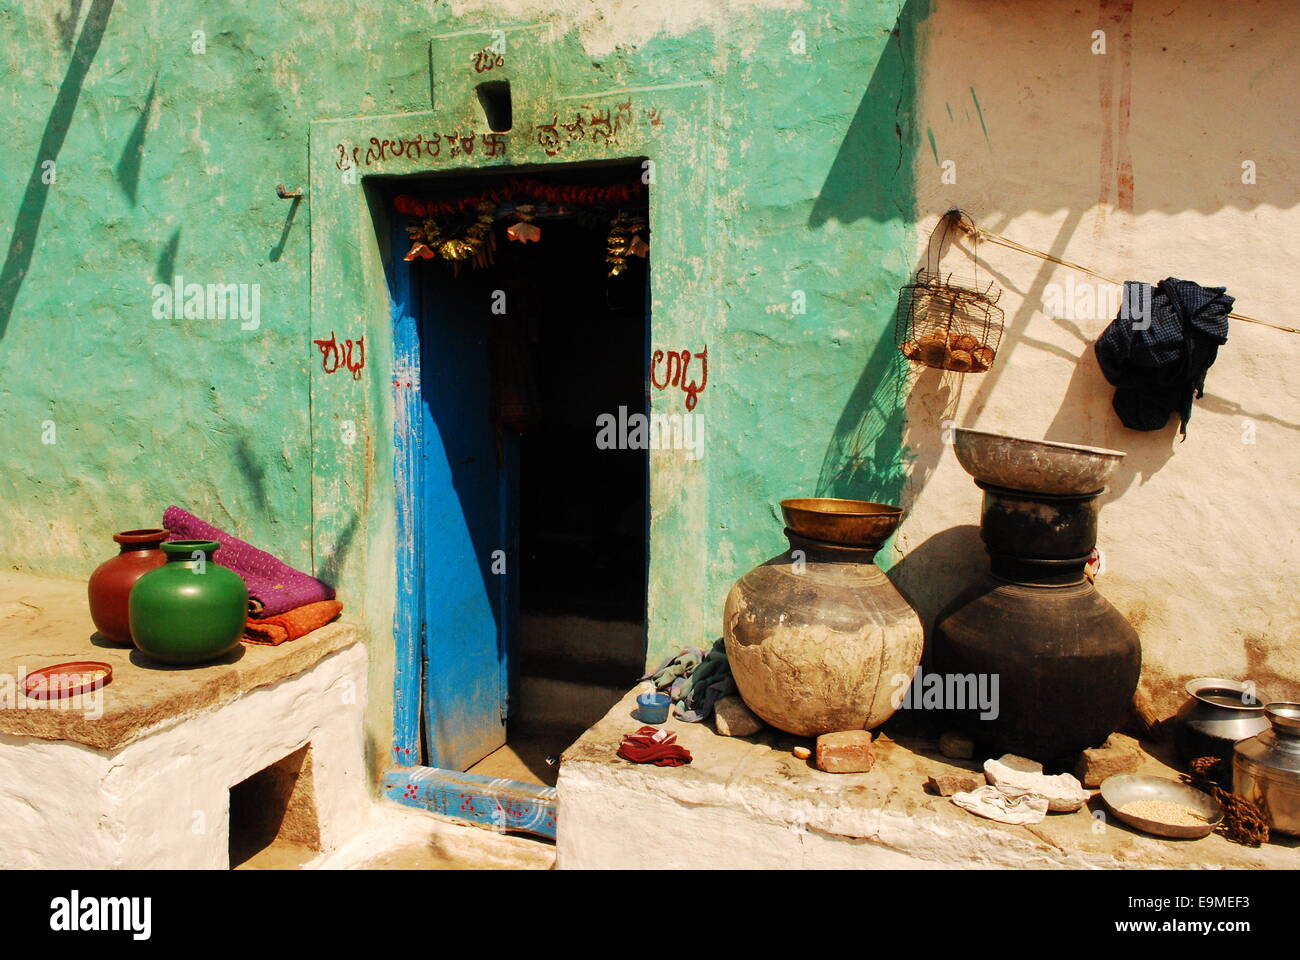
[[536, 100, 662, 157], [314, 332, 365, 381], [650, 346, 707, 411], [334, 130, 508, 170], [472, 47, 504, 73]]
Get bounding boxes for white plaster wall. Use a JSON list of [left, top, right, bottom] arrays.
[[896, 0, 1300, 718], [0, 643, 370, 869], [0, 735, 118, 868]]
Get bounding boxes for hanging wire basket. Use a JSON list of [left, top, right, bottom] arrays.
[[895, 211, 1004, 373]]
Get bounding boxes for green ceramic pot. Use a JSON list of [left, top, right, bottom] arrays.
[[129, 540, 248, 664]]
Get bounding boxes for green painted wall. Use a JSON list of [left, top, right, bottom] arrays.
[[0, 0, 925, 779]]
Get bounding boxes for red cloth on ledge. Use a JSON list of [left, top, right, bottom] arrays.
[[617, 726, 693, 767]]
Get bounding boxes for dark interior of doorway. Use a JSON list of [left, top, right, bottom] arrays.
[[407, 162, 649, 787]]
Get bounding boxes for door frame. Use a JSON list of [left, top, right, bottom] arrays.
[[307, 31, 715, 835], [385, 165, 653, 838]]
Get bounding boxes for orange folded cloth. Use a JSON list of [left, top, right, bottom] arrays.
[[243, 600, 343, 646]]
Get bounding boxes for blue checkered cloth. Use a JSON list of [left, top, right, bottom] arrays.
[[1094, 277, 1232, 435]]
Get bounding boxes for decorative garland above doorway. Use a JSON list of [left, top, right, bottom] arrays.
[[394, 176, 649, 275]]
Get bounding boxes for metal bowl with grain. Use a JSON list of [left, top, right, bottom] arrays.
[[1100, 774, 1224, 840]]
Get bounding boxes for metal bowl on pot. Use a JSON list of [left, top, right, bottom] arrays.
[[953, 428, 1126, 495], [779, 498, 902, 549]]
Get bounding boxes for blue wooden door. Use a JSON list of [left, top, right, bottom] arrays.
[[414, 265, 512, 771]]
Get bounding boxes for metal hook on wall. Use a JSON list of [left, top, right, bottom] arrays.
[[276, 183, 303, 200]]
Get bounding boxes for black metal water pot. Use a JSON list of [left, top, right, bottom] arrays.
[[934, 478, 1140, 762]]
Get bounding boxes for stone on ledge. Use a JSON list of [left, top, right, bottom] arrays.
[[815, 730, 875, 773], [1073, 733, 1143, 788], [792, 746, 811, 760], [713, 695, 763, 737], [939, 731, 975, 760], [984, 754, 1089, 812], [925, 774, 982, 797]]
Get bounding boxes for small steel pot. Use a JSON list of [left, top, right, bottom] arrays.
[[1174, 677, 1270, 769], [1234, 702, 1300, 837]]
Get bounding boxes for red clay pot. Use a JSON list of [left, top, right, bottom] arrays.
[[87, 529, 169, 645]]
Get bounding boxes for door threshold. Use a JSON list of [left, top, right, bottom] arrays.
[[381, 766, 557, 840]]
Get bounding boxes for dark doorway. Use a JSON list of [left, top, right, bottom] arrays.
[[394, 162, 649, 784]]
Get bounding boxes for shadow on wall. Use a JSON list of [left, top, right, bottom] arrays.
[[808, 0, 929, 229], [114, 72, 157, 206], [233, 434, 271, 513], [316, 512, 360, 593], [1044, 338, 1300, 505], [0, 0, 117, 342], [155, 226, 181, 284], [815, 308, 910, 506], [809, 0, 930, 532], [883, 522, 985, 737]]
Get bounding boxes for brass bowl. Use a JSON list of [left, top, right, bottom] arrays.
[[779, 498, 903, 548]]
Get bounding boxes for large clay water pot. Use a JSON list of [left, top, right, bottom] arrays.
[[933, 576, 1141, 760], [129, 540, 248, 665], [723, 500, 923, 737], [87, 529, 169, 645]]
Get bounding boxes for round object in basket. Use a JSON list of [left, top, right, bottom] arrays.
[[896, 211, 1004, 373]]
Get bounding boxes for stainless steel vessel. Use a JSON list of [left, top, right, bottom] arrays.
[[1174, 677, 1271, 768], [1233, 702, 1300, 837]]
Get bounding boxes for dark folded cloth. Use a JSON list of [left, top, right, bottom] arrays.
[[163, 506, 335, 617], [244, 600, 343, 646], [1094, 277, 1233, 436]]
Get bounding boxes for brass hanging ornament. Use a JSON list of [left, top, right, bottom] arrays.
[[606, 210, 648, 276]]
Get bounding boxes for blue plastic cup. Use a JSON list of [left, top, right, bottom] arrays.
[[636, 692, 671, 725]]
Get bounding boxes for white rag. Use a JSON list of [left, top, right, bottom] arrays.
[[951, 784, 1050, 825]]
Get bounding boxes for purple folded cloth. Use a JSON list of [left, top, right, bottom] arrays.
[[162, 505, 335, 617]]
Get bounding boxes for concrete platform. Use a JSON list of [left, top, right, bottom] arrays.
[[557, 689, 1299, 869], [0, 571, 360, 750], [0, 572, 369, 868]]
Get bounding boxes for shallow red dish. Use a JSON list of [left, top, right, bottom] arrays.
[[23, 661, 113, 700]]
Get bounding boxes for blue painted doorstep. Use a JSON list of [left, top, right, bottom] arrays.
[[382, 766, 558, 841]]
